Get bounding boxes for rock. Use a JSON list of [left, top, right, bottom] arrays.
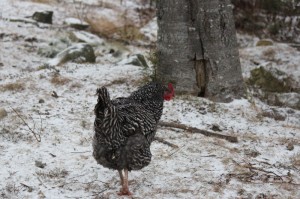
[[25, 37, 38, 42], [47, 43, 95, 66], [211, 123, 222, 132], [38, 38, 70, 58], [247, 66, 300, 110], [136, 54, 148, 68], [244, 149, 261, 157], [126, 54, 149, 68], [109, 49, 115, 54], [261, 109, 286, 121], [69, 31, 104, 46], [32, 11, 53, 24], [256, 39, 273, 46], [35, 160, 46, 168], [0, 108, 8, 119], [269, 93, 300, 110], [286, 143, 294, 151], [64, 18, 89, 30], [5, 17, 39, 25], [247, 66, 295, 93], [39, 99, 45, 103], [51, 91, 59, 98]]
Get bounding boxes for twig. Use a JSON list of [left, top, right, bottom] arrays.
[[168, 144, 187, 157], [65, 188, 108, 198], [36, 176, 47, 188], [11, 107, 41, 142], [20, 183, 33, 192], [58, 179, 109, 188], [243, 164, 283, 181], [248, 181, 300, 186], [158, 121, 238, 143], [230, 160, 295, 184], [154, 136, 179, 148], [70, 151, 91, 153]]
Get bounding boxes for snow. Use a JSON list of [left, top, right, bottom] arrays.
[[71, 31, 104, 46], [1, 0, 300, 199], [64, 17, 89, 26]]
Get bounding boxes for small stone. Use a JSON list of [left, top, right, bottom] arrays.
[[25, 37, 38, 42], [35, 160, 46, 168], [39, 99, 45, 103], [51, 91, 59, 98], [32, 11, 53, 24], [109, 49, 115, 54], [211, 123, 222, 131], [0, 108, 8, 119], [287, 143, 294, 151], [244, 149, 261, 157]]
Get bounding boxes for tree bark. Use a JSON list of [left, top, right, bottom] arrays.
[[157, 0, 245, 102]]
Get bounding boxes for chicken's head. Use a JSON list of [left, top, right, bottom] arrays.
[[164, 83, 175, 101]]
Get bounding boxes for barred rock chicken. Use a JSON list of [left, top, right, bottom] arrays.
[[93, 82, 174, 195]]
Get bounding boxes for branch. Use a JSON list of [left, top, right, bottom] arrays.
[[20, 183, 33, 192], [154, 136, 179, 148], [158, 121, 238, 143], [11, 107, 41, 142]]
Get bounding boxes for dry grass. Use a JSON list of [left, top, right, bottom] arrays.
[[30, 0, 57, 3], [86, 16, 120, 39], [86, 15, 143, 42], [36, 168, 69, 179], [262, 48, 276, 61], [102, 77, 127, 87], [1, 182, 20, 198], [116, 25, 144, 41], [291, 153, 300, 168], [70, 82, 83, 89], [50, 75, 71, 85], [1, 82, 25, 91], [131, 75, 152, 87], [260, 110, 286, 121]]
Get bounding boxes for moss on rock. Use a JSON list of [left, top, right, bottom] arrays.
[[247, 66, 292, 93]]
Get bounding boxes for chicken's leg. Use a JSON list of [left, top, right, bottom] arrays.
[[117, 169, 132, 195], [118, 170, 124, 186]]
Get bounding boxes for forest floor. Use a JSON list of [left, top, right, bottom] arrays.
[[0, 0, 299, 199]]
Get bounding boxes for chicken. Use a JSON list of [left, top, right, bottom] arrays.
[[93, 82, 174, 195]]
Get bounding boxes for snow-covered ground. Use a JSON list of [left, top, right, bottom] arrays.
[[0, 1, 299, 199]]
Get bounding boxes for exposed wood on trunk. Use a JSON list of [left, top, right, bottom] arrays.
[[158, 121, 238, 143], [194, 59, 207, 97]]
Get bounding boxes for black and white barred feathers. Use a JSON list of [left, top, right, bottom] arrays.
[[93, 82, 170, 171]]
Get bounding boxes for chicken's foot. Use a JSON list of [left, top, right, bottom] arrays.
[[117, 169, 132, 196]]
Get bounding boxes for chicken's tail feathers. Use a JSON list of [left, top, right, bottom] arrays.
[[95, 87, 111, 116]]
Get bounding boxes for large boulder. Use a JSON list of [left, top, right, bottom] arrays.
[[69, 31, 104, 46], [247, 66, 295, 93], [38, 38, 71, 58], [47, 43, 95, 66], [247, 66, 300, 109]]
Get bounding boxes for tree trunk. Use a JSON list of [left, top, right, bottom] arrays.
[[157, 0, 245, 102]]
